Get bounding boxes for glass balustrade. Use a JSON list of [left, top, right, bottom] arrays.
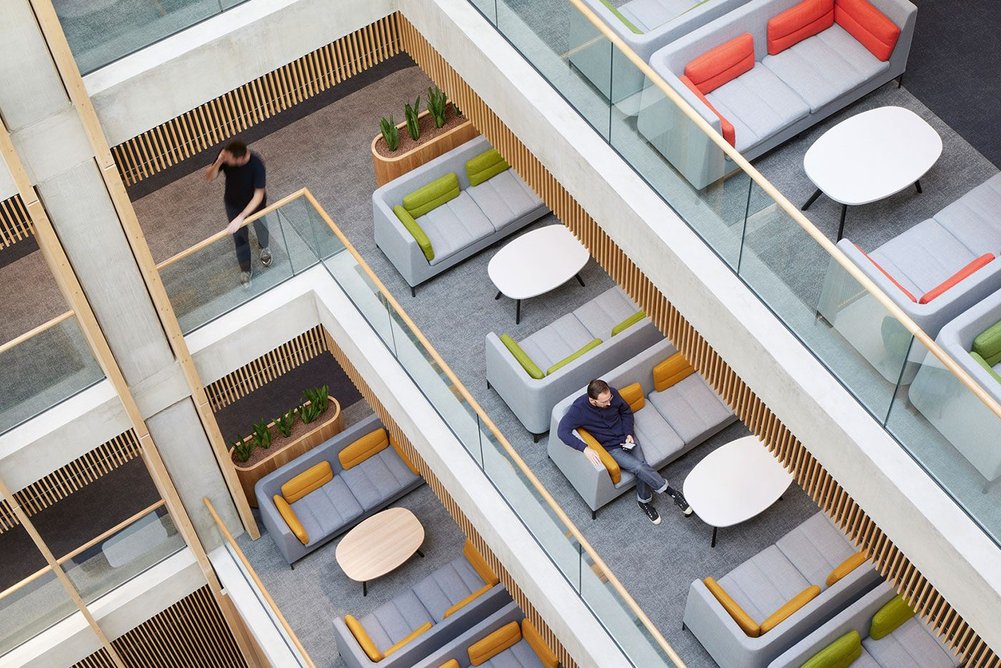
[[0, 565, 79, 656]]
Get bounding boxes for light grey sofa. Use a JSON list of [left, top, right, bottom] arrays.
[[641, 0, 916, 188], [683, 511, 882, 668], [373, 135, 548, 294], [333, 541, 512, 668], [256, 414, 423, 566], [485, 286, 664, 437], [909, 288, 1001, 484], [568, 0, 751, 104], [548, 338, 735, 515], [819, 173, 1001, 382], [768, 581, 959, 667]]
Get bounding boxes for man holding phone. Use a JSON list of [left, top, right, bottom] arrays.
[[557, 379, 691, 524]]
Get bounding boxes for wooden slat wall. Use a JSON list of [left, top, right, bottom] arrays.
[[0, 193, 33, 248], [321, 328, 576, 668], [394, 14, 998, 666], [72, 586, 246, 668], [0, 431, 141, 534], [203, 326, 327, 411], [111, 16, 401, 186]]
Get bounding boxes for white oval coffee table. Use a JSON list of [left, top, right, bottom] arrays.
[[488, 225, 590, 324], [335, 507, 424, 596], [802, 106, 942, 241], [683, 436, 792, 548]]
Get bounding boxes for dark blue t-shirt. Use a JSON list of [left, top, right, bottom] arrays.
[[221, 152, 267, 211]]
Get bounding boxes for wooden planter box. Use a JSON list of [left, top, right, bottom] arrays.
[[230, 399, 343, 507], [371, 108, 477, 186]]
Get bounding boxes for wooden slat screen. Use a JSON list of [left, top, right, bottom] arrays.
[[321, 327, 577, 668], [394, 13, 998, 665], [0, 194, 33, 248], [203, 325, 327, 411], [111, 15, 401, 186]]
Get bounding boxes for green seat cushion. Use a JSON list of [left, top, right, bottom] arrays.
[[466, 149, 511, 187], [801, 631, 862, 668], [500, 334, 544, 379], [598, 0, 643, 34], [611, 311, 646, 336], [546, 338, 603, 376], [870, 595, 915, 640], [403, 173, 460, 218], [970, 351, 1001, 383], [972, 319, 1001, 366], [393, 206, 434, 261]]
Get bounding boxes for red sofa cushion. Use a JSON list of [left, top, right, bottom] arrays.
[[919, 254, 995, 304], [835, 0, 900, 61], [680, 75, 736, 147], [855, 245, 916, 302], [685, 33, 755, 95], [768, 0, 835, 55]]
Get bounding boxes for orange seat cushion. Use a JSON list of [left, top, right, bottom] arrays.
[[680, 76, 736, 147], [653, 351, 695, 392], [834, 0, 900, 61], [618, 382, 646, 412], [767, 0, 834, 55], [855, 246, 916, 303], [919, 254, 994, 304], [684, 33, 755, 95]]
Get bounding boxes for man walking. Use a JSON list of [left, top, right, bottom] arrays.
[[557, 379, 691, 524], [206, 140, 271, 286]]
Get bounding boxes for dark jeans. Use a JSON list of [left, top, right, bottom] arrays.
[[227, 203, 269, 272], [606, 440, 668, 503]]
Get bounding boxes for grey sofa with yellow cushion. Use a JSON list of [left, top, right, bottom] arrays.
[[256, 414, 423, 566], [373, 135, 548, 294], [768, 581, 959, 667], [683, 512, 882, 668], [547, 338, 736, 515], [333, 541, 512, 668], [485, 286, 664, 437]]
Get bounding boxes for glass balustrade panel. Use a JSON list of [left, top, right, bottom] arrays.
[[0, 562, 78, 654]]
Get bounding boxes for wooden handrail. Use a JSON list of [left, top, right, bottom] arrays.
[[565, 0, 1001, 422], [203, 497, 316, 668], [0, 310, 73, 355]]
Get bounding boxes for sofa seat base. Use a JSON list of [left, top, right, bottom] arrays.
[[763, 25, 887, 113], [572, 286, 642, 340], [412, 557, 490, 622], [420, 192, 495, 266], [362, 590, 435, 652], [292, 477, 363, 545], [621, 0, 698, 32], [719, 544, 813, 621], [341, 449, 420, 512], [706, 64, 810, 152], [863, 617, 956, 667], [630, 407, 686, 470], [646, 374, 733, 443], [931, 172, 1001, 253], [519, 313, 597, 371], [466, 170, 544, 232], [775, 512, 860, 587], [479, 639, 546, 668], [870, 219, 980, 296]]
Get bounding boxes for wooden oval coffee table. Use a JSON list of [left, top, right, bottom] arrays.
[[335, 507, 425, 596]]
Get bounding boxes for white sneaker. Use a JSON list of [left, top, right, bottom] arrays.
[[260, 247, 272, 267], [240, 271, 252, 289]]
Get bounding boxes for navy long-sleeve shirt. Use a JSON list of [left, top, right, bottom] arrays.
[[557, 388, 634, 451]]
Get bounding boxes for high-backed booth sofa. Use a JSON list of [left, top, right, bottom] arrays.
[[373, 136, 548, 294], [641, 0, 916, 188], [485, 286, 663, 437], [548, 338, 735, 516], [683, 512, 882, 668], [256, 414, 423, 565]]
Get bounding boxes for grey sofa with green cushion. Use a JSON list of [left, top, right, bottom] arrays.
[[683, 512, 882, 668], [373, 135, 548, 293], [768, 581, 959, 667], [547, 338, 735, 514], [485, 286, 664, 436]]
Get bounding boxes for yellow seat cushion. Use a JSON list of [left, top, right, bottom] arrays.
[[704, 577, 761, 637], [339, 428, 390, 470], [439, 661, 461, 668], [826, 550, 869, 587], [618, 382, 645, 412], [468, 621, 521, 666], [385, 621, 433, 657], [463, 540, 500, 586], [345, 614, 383, 662], [760, 585, 822, 634], [578, 429, 621, 485], [870, 595, 915, 640], [443, 583, 492, 618], [280, 461, 334, 503], [522, 619, 559, 668], [653, 352, 695, 392], [273, 495, 308, 545]]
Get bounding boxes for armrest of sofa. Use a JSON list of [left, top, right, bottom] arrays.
[[867, 0, 917, 75], [373, 194, 433, 288]]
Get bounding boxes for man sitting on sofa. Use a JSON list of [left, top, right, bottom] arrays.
[[557, 379, 692, 524]]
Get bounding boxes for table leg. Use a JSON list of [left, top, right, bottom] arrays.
[[416, 548, 425, 558], [915, 179, 922, 194], [515, 299, 521, 325], [836, 204, 848, 242], [801, 188, 822, 211], [575, 273, 586, 287], [711, 527, 718, 549], [363, 581, 367, 597], [494, 290, 502, 300]]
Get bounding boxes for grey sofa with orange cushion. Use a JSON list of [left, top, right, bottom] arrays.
[[333, 541, 512, 668], [547, 338, 736, 516], [640, 0, 916, 188], [256, 414, 423, 565], [683, 512, 883, 668]]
